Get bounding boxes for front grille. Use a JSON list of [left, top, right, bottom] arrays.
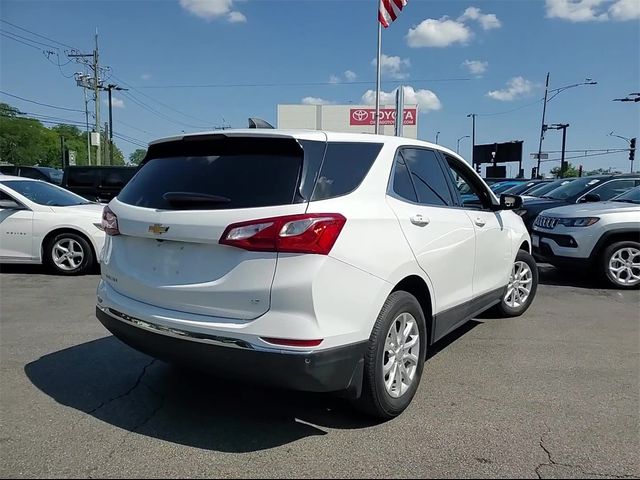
[[535, 215, 558, 229]]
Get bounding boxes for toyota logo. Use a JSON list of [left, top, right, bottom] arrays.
[[352, 109, 368, 121]]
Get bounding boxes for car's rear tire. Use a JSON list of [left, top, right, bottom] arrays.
[[491, 249, 538, 317], [44, 232, 94, 275], [601, 241, 640, 289], [355, 291, 427, 420]]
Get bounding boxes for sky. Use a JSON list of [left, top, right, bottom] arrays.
[[1, 0, 639, 175]]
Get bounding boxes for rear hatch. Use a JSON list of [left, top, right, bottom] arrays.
[[103, 134, 323, 320]]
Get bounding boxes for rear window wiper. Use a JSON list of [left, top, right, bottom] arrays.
[[162, 192, 231, 205]]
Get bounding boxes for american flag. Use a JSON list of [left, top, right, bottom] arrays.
[[378, 0, 408, 28]]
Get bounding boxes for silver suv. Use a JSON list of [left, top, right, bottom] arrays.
[[532, 186, 640, 288]]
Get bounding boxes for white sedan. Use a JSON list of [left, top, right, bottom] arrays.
[[0, 175, 105, 275]]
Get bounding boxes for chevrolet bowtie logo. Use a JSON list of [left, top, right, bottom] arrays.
[[148, 224, 169, 235]]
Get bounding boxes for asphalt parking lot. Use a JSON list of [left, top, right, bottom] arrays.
[[0, 265, 638, 479]]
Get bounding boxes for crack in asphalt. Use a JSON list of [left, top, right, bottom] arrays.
[[534, 423, 637, 479], [86, 358, 158, 415], [85, 358, 167, 478]]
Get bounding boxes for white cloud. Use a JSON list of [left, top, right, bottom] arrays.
[[486, 77, 536, 101], [301, 97, 334, 105], [344, 70, 357, 82], [329, 75, 340, 84], [227, 11, 247, 23], [458, 7, 502, 30], [462, 59, 488, 76], [179, 0, 246, 23], [609, 0, 640, 20], [140, 73, 152, 80], [361, 86, 442, 113], [104, 97, 125, 108], [542, 0, 640, 22], [372, 54, 411, 79], [406, 17, 472, 47]]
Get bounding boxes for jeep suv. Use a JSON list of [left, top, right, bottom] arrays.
[[532, 186, 640, 288], [96, 130, 537, 418]]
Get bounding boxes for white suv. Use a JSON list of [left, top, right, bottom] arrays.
[[96, 130, 537, 418]]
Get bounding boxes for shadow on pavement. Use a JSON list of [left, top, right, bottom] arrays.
[[536, 263, 607, 289], [25, 319, 481, 452]]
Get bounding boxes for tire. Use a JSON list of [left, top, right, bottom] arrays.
[[601, 241, 640, 289], [356, 291, 427, 420], [44, 232, 94, 275], [491, 249, 539, 317]]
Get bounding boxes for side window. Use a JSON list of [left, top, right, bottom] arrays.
[[589, 180, 636, 200], [19, 168, 44, 181], [392, 155, 418, 203], [443, 156, 493, 210], [401, 149, 453, 206], [0, 190, 13, 201], [311, 142, 382, 201]]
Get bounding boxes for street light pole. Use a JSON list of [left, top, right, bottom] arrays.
[[467, 114, 476, 168], [457, 135, 470, 154]]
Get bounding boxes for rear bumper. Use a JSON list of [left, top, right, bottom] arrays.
[[96, 306, 366, 397]]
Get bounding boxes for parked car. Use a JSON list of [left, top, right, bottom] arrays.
[[514, 174, 640, 231], [490, 180, 530, 195], [0, 175, 105, 274], [62, 166, 137, 203], [502, 179, 552, 196], [0, 165, 64, 185], [521, 178, 576, 200], [532, 186, 640, 288], [95, 130, 537, 419]]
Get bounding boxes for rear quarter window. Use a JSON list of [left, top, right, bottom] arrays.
[[311, 142, 382, 201]]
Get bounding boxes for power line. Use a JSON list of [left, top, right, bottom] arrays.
[[0, 31, 44, 51], [476, 98, 544, 117], [0, 19, 77, 50], [0, 90, 85, 113], [120, 90, 209, 129], [131, 78, 472, 89], [0, 28, 59, 50], [111, 74, 212, 125]]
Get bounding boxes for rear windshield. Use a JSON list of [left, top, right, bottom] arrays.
[[118, 137, 303, 210]]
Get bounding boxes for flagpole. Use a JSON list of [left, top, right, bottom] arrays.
[[375, 19, 382, 134]]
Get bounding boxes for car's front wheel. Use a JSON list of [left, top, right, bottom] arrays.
[[601, 241, 640, 289], [45, 232, 94, 275], [492, 249, 538, 317], [356, 291, 427, 420]]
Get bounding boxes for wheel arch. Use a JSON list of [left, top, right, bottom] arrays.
[[590, 229, 640, 259], [41, 227, 98, 265], [391, 275, 435, 346]]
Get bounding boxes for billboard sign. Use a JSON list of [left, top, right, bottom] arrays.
[[350, 108, 417, 126]]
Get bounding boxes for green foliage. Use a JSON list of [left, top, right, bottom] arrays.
[[0, 103, 125, 167], [550, 162, 579, 178], [128, 148, 147, 165], [585, 167, 622, 176]]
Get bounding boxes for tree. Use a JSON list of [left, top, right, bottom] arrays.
[[129, 148, 147, 165], [550, 162, 579, 178], [586, 167, 621, 176]]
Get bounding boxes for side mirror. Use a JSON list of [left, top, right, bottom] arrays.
[[582, 193, 601, 203], [498, 194, 523, 210], [0, 199, 26, 210]]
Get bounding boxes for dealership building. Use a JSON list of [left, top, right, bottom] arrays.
[[277, 104, 419, 139]]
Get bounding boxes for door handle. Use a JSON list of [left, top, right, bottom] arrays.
[[474, 217, 486, 227], [410, 214, 430, 227]]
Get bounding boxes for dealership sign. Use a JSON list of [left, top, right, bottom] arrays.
[[350, 108, 417, 126]]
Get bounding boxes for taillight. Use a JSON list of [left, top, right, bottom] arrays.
[[102, 206, 120, 236], [220, 213, 346, 254]]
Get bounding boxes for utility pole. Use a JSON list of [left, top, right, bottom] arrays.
[[536, 72, 550, 177], [546, 123, 569, 177], [94, 30, 101, 165], [467, 113, 477, 169], [60, 136, 66, 169], [102, 84, 128, 165], [83, 82, 91, 165]]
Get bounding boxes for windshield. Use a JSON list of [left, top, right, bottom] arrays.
[[612, 186, 640, 204], [45, 168, 64, 185], [2, 180, 92, 206], [503, 182, 539, 195], [526, 179, 574, 197], [491, 182, 523, 194], [544, 177, 603, 200]]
